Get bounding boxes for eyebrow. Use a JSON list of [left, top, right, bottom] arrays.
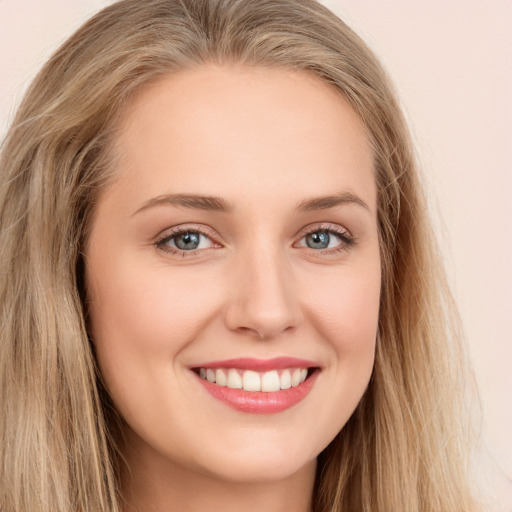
[[132, 193, 234, 216], [132, 191, 370, 216], [295, 192, 371, 213]]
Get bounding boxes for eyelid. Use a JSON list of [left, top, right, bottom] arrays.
[[294, 222, 353, 241], [154, 224, 222, 255], [153, 221, 355, 257], [293, 222, 355, 253]]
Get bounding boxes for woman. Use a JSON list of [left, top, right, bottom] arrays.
[[0, 0, 479, 511]]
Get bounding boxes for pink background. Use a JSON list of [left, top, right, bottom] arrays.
[[1, 1, 510, 509]]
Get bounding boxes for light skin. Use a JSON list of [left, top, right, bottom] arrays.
[[85, 65, 381, 512]]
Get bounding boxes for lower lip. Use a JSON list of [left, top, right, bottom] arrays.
[[194, 370, 319, 414]]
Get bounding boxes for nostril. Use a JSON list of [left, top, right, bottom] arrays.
[[224, 269, 303, 339]]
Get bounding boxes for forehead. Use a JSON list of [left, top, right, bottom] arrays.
[[109, 64, 375, 212]]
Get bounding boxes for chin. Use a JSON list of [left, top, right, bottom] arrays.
[[190, 434, 319, 484], [203, 455, 315, 484]]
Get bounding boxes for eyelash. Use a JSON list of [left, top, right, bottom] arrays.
[[295, 223, 356, 255], [154, 225, 219, 257], [154, 223, 356, 257]]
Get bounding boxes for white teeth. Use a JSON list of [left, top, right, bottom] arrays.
[[227, 368, 242, 389], [243, 370, 261, 391], [216, 369, 227, 386], [198, 367, 312, 392], [261, 370, 280, 392], [291, 369, 302, 387], [280, 369, 292, 389]]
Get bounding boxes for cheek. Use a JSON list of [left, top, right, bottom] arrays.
[[86, 255, 222, 393], [303, 263, 381, 353], [292, 255, 380, 439]]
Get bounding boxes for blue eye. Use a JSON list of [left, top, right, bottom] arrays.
[[155, 224, 354, 257], [157, 230, 215, 253], [304, 231, 332, 249], [174, 232, 201, 250], [297, 227, 354, 252]]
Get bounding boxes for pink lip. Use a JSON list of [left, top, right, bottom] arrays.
[[191, 358, 320, 414], [192, 357, 318, 372]]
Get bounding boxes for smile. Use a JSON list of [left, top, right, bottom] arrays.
[[197, 367, 309, 392], [191, 358, 320, 414]]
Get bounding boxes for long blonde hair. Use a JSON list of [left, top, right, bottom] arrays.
[[0, 1, 479, 510]]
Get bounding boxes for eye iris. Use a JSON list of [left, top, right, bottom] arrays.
[[175, 232, 200, 250], [306, 231, 330, 249]]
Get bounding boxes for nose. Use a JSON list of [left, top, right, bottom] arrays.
[[224, 247, 303, 340]]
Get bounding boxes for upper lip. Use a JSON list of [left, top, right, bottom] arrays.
[[191, 357, 319, 372]]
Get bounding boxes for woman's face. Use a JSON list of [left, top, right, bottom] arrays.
[[85, 65, 381, 484]]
